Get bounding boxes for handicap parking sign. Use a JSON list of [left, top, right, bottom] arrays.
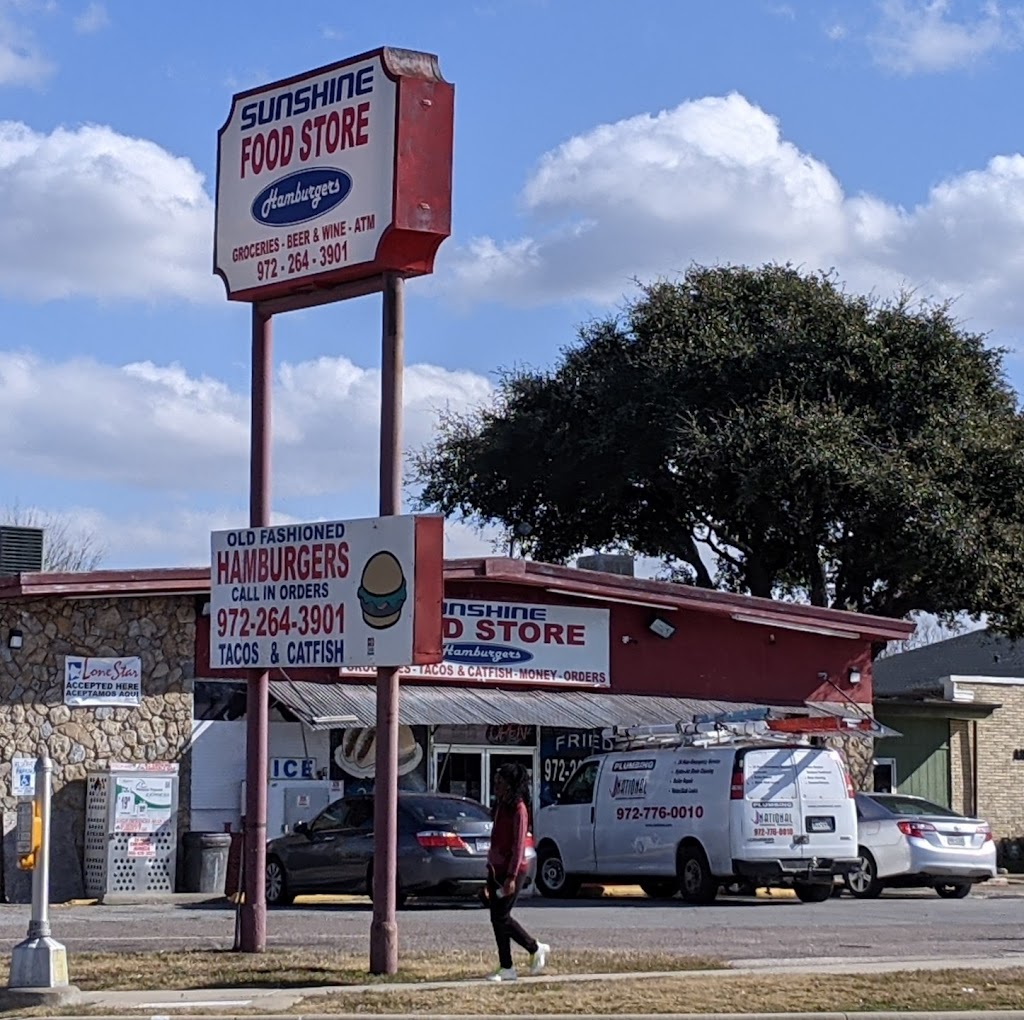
[[11, 759, 35, 798]]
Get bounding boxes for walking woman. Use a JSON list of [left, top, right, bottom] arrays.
[[485, 763, 549, 982]]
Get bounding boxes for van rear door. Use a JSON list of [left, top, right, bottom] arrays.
[[735, 747, 803, 860], [791, 747, 854, 859]]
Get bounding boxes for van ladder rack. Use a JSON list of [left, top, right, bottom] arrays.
[[606, 712, 878, 751]]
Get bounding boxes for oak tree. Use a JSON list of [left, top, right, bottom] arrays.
[[413, 265, 1024, 635]]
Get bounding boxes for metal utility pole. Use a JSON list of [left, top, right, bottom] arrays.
[[239, 305, 273, 953], [369, 273, 405, 976]]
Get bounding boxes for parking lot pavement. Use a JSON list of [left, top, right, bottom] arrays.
[[2, 889, 1024, 960]]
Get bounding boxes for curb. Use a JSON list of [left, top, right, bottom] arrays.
[[33, 1013, 1024, 1020], [96, 892, 229, 907]]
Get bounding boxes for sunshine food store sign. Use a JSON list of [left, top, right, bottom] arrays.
[[214, 47, 453, 302], [340, 599, 611, 687]]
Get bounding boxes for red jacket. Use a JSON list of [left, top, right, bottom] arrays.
[[487, 799, 529, 879]]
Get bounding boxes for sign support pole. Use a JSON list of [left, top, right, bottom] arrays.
[[9, 755, 69, 990], [370, 272, 404, 976], [240, 304, 273, 953]]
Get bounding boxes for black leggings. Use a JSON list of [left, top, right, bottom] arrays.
[[488, 872, 538, 969]]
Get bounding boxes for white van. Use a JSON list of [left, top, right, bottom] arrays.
[[534, 738, 859, 903]]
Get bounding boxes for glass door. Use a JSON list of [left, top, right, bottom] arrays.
[[434, 749, 484, 803]]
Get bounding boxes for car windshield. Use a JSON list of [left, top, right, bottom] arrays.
[[403, 796, 491, 825], [869, 794, 961, 818]]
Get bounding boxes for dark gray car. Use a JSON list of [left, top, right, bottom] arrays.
[[265, 792, 535, 906]]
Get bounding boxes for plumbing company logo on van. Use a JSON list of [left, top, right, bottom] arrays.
[[444, 643, 533, 665], [755, 809, 793, 825], [251, 168, 353, 226], [611, 775, 649, 799], [611, 759, 656, 773]]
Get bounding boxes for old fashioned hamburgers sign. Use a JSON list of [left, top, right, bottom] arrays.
[[209, 514, 443, 670]]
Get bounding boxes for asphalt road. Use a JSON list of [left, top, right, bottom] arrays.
[[2, 889, 1024, 963]]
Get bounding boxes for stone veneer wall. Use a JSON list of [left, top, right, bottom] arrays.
[[821, 733, 874, 791], [0, 594, 195, 902]]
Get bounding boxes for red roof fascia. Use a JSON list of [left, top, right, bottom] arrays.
[[0, 567, 211, 598], [0, 556, 915, 641], [444, 558, 915, 642]]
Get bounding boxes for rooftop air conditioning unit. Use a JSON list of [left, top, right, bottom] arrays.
[[0, 526, 44, 576], [576, 553, 635, 577]]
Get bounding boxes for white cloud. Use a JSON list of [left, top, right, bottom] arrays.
[[0, 350, 492, 500], [0, 6, 54, 86], [0, 121, 216, 301], [441, 92, 1024, 335], [73, 1, 108, 34], [5, 503, 500, 570], [871, 0, 1024, 74]]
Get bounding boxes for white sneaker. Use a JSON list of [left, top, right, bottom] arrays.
[[486, 967, 517, 982], [528, 943, 550, 976]]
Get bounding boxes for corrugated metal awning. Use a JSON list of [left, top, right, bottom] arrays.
[[268, 680, 828, 730]]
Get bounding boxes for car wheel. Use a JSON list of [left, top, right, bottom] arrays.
[[639, 878, 679, 900], [845, 849, 883, 899], [935, 882, 972, 899], [536, 845, 581, 899], [265, 856, 294, 907], [677, 845, 718, 905], [366, 866, 408, 909], [793, 881, 833, 903]]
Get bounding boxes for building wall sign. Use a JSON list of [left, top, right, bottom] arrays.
[[64, 656, 142, 708], [214, 47, 454, 303], [341, 599, 610, 687], [209, 514, 443, 671]]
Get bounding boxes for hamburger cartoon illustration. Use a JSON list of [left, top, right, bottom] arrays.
[[333, 725, 423, 778], [357, 550, 408, 629]]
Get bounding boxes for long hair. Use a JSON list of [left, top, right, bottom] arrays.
[[495, 763, 532, 819]]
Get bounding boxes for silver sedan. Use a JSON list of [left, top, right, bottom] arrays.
[[843, 794, 995, 897], [844, 792, 996, 899]]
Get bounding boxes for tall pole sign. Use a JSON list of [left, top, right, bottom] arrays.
[[213, 48, 453, 974]]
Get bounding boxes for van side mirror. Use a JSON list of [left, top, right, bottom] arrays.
[[294, 821, 310, 838]]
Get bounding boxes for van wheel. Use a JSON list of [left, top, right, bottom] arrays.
[[845, 849, 883, 899], [536, 846, 580, 899], [793, 881, 833, 903], [639, 879, 679, 900], [677, 845, 718, 905], [935, 882, 972, 899]]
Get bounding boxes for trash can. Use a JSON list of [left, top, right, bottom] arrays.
[[182, 832, 233, 894]]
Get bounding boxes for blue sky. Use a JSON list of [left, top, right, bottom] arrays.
[[2, 0, 1024, 569]]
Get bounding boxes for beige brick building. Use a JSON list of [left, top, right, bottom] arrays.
[[874, 630, 1024, 863]]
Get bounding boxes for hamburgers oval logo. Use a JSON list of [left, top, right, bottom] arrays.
[[357, 550, 408, 629]]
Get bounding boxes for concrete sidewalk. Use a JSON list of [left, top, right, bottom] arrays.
[[8, 953, 1024, 1017]]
